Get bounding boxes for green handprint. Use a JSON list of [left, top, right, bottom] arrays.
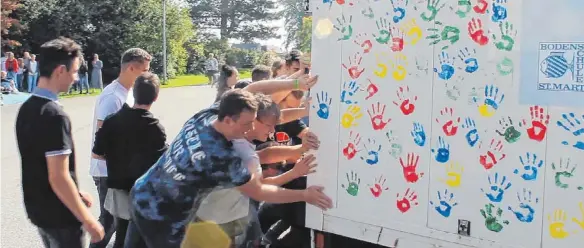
[[552, 158, 578, 189], [386, 130, 403, 159], [453, 0, 471, 18], [342, 170, 361, 196], [334, 14, 353, 41], [426, 21, 460, 50], [492, 21, 517, 52], [496, 57, 514, 76], [415, 0, 446, 22], [480, 203, 510, 232], [373, 17, 391, 44], [362, 6, 374, 19]]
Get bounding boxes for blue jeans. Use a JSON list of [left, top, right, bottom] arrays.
[[38, 226, 85, 248], [123, 220, 147, 248], [28, 74, 38, 92], [129, 206, 184, 248], [16, 73, 23, 90], [78, 74, 89, 92], [90, 177, 116, 248]]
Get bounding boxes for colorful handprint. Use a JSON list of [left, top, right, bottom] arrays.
[[369, 175, 389, 198], [396, 188, 419, 213], [389, 26, 405, 52], [389, 0, 408, 23], [340, 80, 360, 104], [481, 173, 512, 203], [492, 21, 516, 52], [452, 0, 471, 18], [573, 202, 584, 230], [431, 136, 450, 163], [445, 76, 463, 101], [341, 105, 363, 129], [342, 131, 361, 160], [373, 17, 391, 44], [480, 203, 509, 233], [391, 53, 408, 81], [496, 116, 521, 143], [399, 152, 424, 183], [374, 52, 390, 78], [410, 122, 426, 147], [367, 102, 391, 131], [508, 188, 539, 223], [461, 117, 480, 147], [478, 139, 506, 170], [440, 162, 464, 187], [556, 112, 584, 150], [474, 84, 504, 117], [551, 158, 578, 189], [426, 21, 460, 50], [342, 170, 361, 196], [434, 51, 455, 80], [393, 86, 418, 115], [360, 138, 382, 165], [523, 106, 550, 142], [458, 48, 479, 73], [334, 14, 353, 41], [361, 5, 375, 19], [467, 18, 489, 46], [496, 57, 514, 76], [514, 152, 544, 181], [400, 19, 422, 45], [314, 91, 332, 120], [386, 130, 403, 159], [365, 79, 379, 100], [430, 189, 458, 217], [353, 33, 373, 54], [342, 53, 365, 79], [548, 209, 570, 239], [416, 0, 446, 22], [473, 0, 488, 14], [435, 107, 460, 136], [491, 0, 508, 22]]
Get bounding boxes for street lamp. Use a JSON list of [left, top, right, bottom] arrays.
[[162, 0, 167, 83]]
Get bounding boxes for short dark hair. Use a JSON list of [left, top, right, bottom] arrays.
[[121, 48, 152, 66], [38, 37, 82, 78], [251, 65, 272, 82], [133, 72, 160, 105], [217, 89, 258, 121], [254, 93, 280, 122], [234, 80, 252, 89], [285, 50, 302, 66], [271, 60, 284, 77]]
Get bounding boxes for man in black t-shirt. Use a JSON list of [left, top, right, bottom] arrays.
[[15, 37, 104, 248]]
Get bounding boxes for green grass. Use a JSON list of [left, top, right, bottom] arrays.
[[60, 70, 252, 98]]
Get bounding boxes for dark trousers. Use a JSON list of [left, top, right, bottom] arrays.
[[123, 220, 147, 248], [128, 206, 184, 248], [90, 177, 116, 248], [38, 226, 85, 248]]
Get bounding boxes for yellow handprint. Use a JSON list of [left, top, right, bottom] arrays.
[[572, 202, 584, 230], [341, 105, 363, 129], [374, 52, 389, 78], [391, 53, 408, 81], [548, 209, 570, 239], [440, 162, 463, 188], [400, 19, 422, 45]]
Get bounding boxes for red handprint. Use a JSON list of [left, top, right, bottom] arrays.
[[523, 106, 550, 142], [367, 102, 392, 131], [390, 27, 405, 52], [468, 18, 489, 46], [369, 175, 389, 198], [365, 79, 379, 100], [353, 33, 373, 54], [342, 53, 365, 79], [479, 139, 506, 170], [392, 86, 418, 115], [399, 153, 424, 183], [473, 0, 488, 14], [396, 188, 418, 213], [342, 131, 361, 160], [435, 107, 460, 136]]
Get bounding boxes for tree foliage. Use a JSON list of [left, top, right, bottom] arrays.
[[188, 0, 279, 41], [1, 0, 22, 47], [280, 0, 304, 49], [296, 17, 312, 53]]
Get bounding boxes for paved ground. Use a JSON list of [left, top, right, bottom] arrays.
[[1, 85, 216, 247]]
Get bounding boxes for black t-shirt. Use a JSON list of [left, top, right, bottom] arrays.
[[269, 119, 307, 146], [15, 96, 80, 228]]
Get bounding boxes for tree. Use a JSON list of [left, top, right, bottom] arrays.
[[1, 0, 22, 48], [280, 0, 304, 49], [296, 16, 312, 52], [188, 0, 279, 41]]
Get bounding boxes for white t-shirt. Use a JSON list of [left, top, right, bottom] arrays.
[[89, 80, 134, 177], [195, 139, 261, 224]]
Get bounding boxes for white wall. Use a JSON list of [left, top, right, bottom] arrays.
[[307, 0, 584, 247]]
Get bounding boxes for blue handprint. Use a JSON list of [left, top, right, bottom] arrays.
[[556, 112, 584, 150], [410, 122, 426, 147], [491, 0, 508, 22], [431, 136, 450, 163], [508, 188, 538, 223], [481, 173, 512, 203], [433, 51, 455, 80], [458, 48, 479, 73], [360, 138, 381, 165], [314, 91, 332, 119], [430, 189, 458, 217], [340, 80, 360, 104], [461, 117, 479, 147], [474, 85, 504, 117], [514, 152, 544, 181], [389, 0, 407, 23]]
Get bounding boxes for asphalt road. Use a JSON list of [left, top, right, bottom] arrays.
[[1, 85, 216, 247]]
